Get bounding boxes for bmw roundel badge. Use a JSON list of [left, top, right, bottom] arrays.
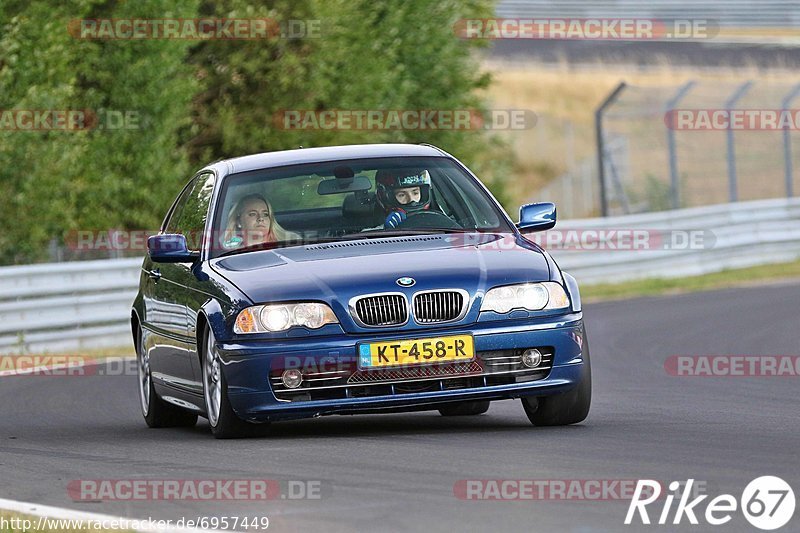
[[396, 277, 416, 287]]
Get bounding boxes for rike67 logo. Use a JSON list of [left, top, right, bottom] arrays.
[[626, 477, 796, 530]]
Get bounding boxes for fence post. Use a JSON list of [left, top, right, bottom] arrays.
[[596, 81, 627, 217], [724, 81, 753, 202], [781, 83, 800, 198], [665, 81, 696, 209]]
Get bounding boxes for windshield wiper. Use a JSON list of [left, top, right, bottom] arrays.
[[354, 229, 462, 238], [216, 240, 303, 258], [215, 233, 406, 257]]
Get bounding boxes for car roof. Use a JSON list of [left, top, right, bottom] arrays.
[[207, 143, 449, 176]]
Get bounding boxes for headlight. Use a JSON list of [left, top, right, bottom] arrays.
[[234, 302, 338, 333], [480, 282, 570, 314]]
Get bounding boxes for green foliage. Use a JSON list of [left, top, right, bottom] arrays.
[[186, 0, 318, 162], [72, 0, 200, 230], [0, 0, 510, 265], [0, 1, 84, 263], [0, 0, 198, 263]]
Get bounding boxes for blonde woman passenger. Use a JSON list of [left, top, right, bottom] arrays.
[[223, 193, 299, 249]]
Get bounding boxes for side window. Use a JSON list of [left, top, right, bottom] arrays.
[[165, 172, 216, 251], [433, 168, 499, 228], [164, 182, 195, 233]]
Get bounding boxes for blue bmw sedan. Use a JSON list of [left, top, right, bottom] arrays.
[[131, 143, 591, 438]]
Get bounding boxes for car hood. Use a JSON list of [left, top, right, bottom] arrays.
[[210, 233, 552, 331]]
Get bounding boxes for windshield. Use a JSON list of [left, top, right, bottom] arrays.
[[209, 156, 513, 258]]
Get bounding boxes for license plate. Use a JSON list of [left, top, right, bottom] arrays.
[[357, 334, 474, 369]]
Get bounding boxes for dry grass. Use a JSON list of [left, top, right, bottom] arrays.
[[481, 62, 800, 210], [483, 62, 800, 125], [3, 346, 134, 359]]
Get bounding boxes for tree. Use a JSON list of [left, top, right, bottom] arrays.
[[188, 0, 511, 204], [0, 0, 198, 264], [0, 0, 510, 265]]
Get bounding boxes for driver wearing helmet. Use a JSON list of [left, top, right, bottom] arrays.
[[375, 169, 432, 229]]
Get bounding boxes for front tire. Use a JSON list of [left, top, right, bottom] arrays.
[[522, 327, 592, 426], [438, 400, 490, 416], [202, 328, 265, 439], [136, 327, 197, 428]]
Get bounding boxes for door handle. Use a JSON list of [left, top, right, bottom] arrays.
[[147, 268, 161, 281]]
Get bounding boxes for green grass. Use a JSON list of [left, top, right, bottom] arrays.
[[582, 259, 800, 302]]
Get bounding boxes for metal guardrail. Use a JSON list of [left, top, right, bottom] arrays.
[[1, 197, 798, 354], [0, 258, 142, 354], [496, 0, 800, 29], [554, 197, 800, 283]]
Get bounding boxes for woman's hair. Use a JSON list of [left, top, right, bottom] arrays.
[[225, 193, 297, 241]]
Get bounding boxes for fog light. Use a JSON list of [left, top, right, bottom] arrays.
[[521, 348, 543, 368], [281, 369, 303, 389]]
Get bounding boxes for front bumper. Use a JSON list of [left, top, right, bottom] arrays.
[[218, 313, 586, 422]]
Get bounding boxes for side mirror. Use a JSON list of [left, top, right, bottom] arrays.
[[147, 234, 200, 263], [516, 202, 557, 233]]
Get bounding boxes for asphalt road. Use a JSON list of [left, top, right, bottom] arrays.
[[1, 282, 798, 532]]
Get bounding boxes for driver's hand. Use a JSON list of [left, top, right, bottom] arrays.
[[384, 210, 407, 229]]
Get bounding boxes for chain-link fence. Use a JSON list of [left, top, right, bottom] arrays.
[[534, 79, 800, 218]]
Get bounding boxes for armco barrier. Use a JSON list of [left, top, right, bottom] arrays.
[[1, 198, 798, 354], [554, 197, 800, 283], [0, 258, 142, 354]]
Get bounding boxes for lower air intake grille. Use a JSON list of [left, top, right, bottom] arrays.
[[348, 361, 482, 384]]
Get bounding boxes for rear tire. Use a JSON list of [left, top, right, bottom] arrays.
[[136, 327, 198, 428], [522, 326, 591, 426], [202, 328, 267, 439], [438, 400, 490, 416]]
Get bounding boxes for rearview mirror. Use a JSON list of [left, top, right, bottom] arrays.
[[317, 175, 372, 195], [147, 234, 200, 263], [517, 202, 557, 233]]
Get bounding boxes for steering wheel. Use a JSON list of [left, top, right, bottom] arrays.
[[396, 210, 462, 230]]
